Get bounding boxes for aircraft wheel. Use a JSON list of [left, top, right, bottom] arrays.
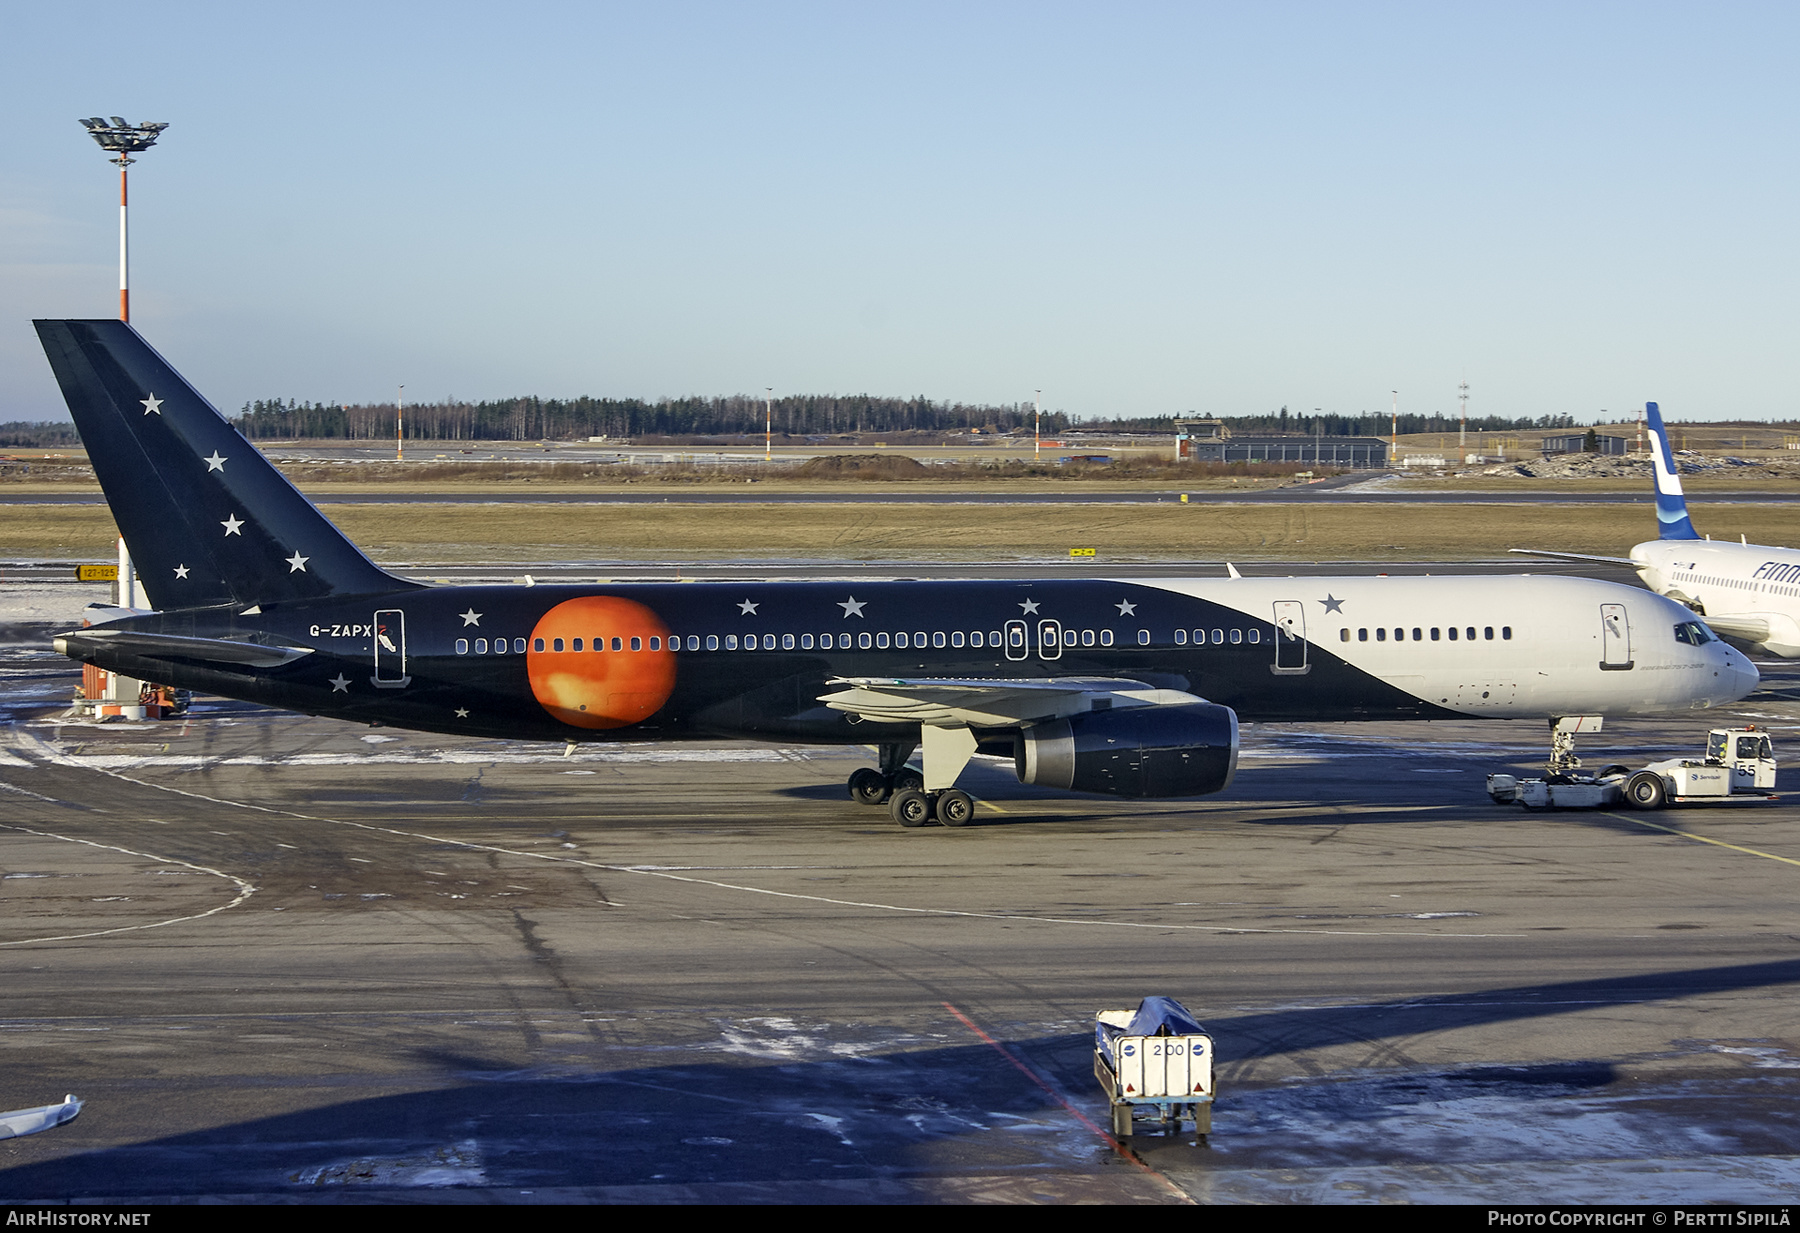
[[937, 789, 975, 827], [1625, 771, 1667, 810], [892, 768, 924, 795], [890, 789, 932, 827], [848, 768, 890, 806]]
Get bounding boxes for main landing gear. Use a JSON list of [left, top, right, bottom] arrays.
[[845, 738, 978, 828]]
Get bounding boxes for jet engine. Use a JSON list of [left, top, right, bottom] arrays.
[[1013, 702, 1239, 798]]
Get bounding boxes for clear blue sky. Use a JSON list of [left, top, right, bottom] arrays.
[[3, 2, 1795, 424]]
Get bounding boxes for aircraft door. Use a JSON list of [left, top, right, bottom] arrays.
[[1037, 619, 1063, 660], [1599, 603, 1633, 670], [372, 608, 411, 688], [1271, 600, 1310, 675], [1004, 619, 1029, 662]]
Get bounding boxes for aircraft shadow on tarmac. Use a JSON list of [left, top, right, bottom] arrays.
[[5, 957, 1796, 1199]]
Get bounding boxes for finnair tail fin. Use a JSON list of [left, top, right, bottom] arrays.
[[34, 320, 415, 610], [1644, 400, 1700, 541]]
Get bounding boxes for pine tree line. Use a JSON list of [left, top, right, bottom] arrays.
[[233, 395, 1073, 441]]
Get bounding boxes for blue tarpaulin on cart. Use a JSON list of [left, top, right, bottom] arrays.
[[1095, 997, 1206, 1070]]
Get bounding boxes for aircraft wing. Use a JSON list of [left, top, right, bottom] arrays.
[[1698, 614, 1772, 643], [1509, 548, 1639, 566], [819, 676, 1202, 727], [54, 628, 314, 668]]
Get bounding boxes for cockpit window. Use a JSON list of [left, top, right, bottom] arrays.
[[1673, 621, 1713, 646]]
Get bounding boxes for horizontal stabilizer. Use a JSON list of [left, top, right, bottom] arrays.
[[1508, 548, 1637, 566], [56, 628, 314, 668]]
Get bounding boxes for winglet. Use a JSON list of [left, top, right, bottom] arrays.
[[1225, 562, 1242, 579], [1645, 401, 1700, 541]]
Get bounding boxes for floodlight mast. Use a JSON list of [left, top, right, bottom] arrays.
[[79, 118, 168, 323]]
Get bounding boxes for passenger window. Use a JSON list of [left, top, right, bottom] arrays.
[[726, 635, 738, 649], [650, 637, 661, 650], [1230, 629, 1243, 644], [895, 632, 909, 648], [1376, 629, 1386, 642], [841, 633, 853, 649], [1101, 630, 1114, 646], [1412, 628, 1422, 641], [1502, 627, 1512, 640], [1484, 627, 1494, 640], [934, 632, 947, 648], [1175, 629, 1187, 645], [1358, 628, 1368, 641], [612, 636, 623, 651], [553, 638, 564, 652], [575, 638, 586, 651], [801, 633, 814, 649], [876, 632, 890, 649], [1393, 628, 1403, 641], [1339, 629, 1349, 642], [1248, 629, 1260, 644], [706, 635, 719, 650], [951, 631, 965, 648], [533, 638, 545, 652], [1430, 628, 1439, 641], [1466, 627, 1476, 640], [989, 630, 1001, 646], [456, 639, 469, 655], [915, 631, 927, 646], [1211, 629, 1224, 644], [859, 632, 872, 649], [971, 631, 985, 648], [1137, 630, 1150, 645], [631, 636, 642, 651], [475, 638, 487, 653], [1084, 630, 1096, 646], [762, 634, 775, 649], [783, 633, 795, 649]]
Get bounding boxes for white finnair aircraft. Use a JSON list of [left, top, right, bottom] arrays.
[[1521, 401, 1800, 658]]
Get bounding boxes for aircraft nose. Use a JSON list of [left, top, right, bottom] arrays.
[[1719, 645, 1759, 702]]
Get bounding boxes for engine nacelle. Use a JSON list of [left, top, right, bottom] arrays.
[[1014, 702, 1239, 798]]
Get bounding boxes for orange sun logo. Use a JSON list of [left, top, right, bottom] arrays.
[[527, 596, 677, 729]]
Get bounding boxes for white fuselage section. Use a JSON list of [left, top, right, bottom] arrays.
[[1149, 573, 1756, 717], [1630, 539, 1800, 657]]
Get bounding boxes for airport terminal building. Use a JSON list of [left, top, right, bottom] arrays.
[[1175, 419, 1390, 467]]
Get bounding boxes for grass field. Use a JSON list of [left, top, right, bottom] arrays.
[[8, 500, 1800, 564]]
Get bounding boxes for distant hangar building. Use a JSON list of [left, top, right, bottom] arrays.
[[1174, 419, 1389, 468], [1541, 432, 1629, 456]]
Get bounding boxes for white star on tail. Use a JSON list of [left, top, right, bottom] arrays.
[[459, 609, 482, 626], [838, 596, 866, 618], [286, 551, 309, 573], [173, 564, 189, 579], [221, 514, 244, 536], [738, 599, 759, 615], [140, 395, 162, 415], [1116, 599, 1137, 615], [204, 451, 226, 472], [454, 708, 470, 719], [328, 674, 350, 693]]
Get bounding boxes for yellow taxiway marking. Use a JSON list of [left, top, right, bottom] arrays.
[[1602, 812, 1800, 869]]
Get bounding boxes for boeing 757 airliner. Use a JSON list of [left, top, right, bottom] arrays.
[[37, 321, 1757, 826]]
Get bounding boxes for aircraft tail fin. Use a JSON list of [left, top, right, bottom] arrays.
[[34, 320, 414, 610], [1644, 401, 1700, 541]]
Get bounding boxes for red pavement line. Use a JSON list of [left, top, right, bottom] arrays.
[[942, 1001, 1192, 1202]]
